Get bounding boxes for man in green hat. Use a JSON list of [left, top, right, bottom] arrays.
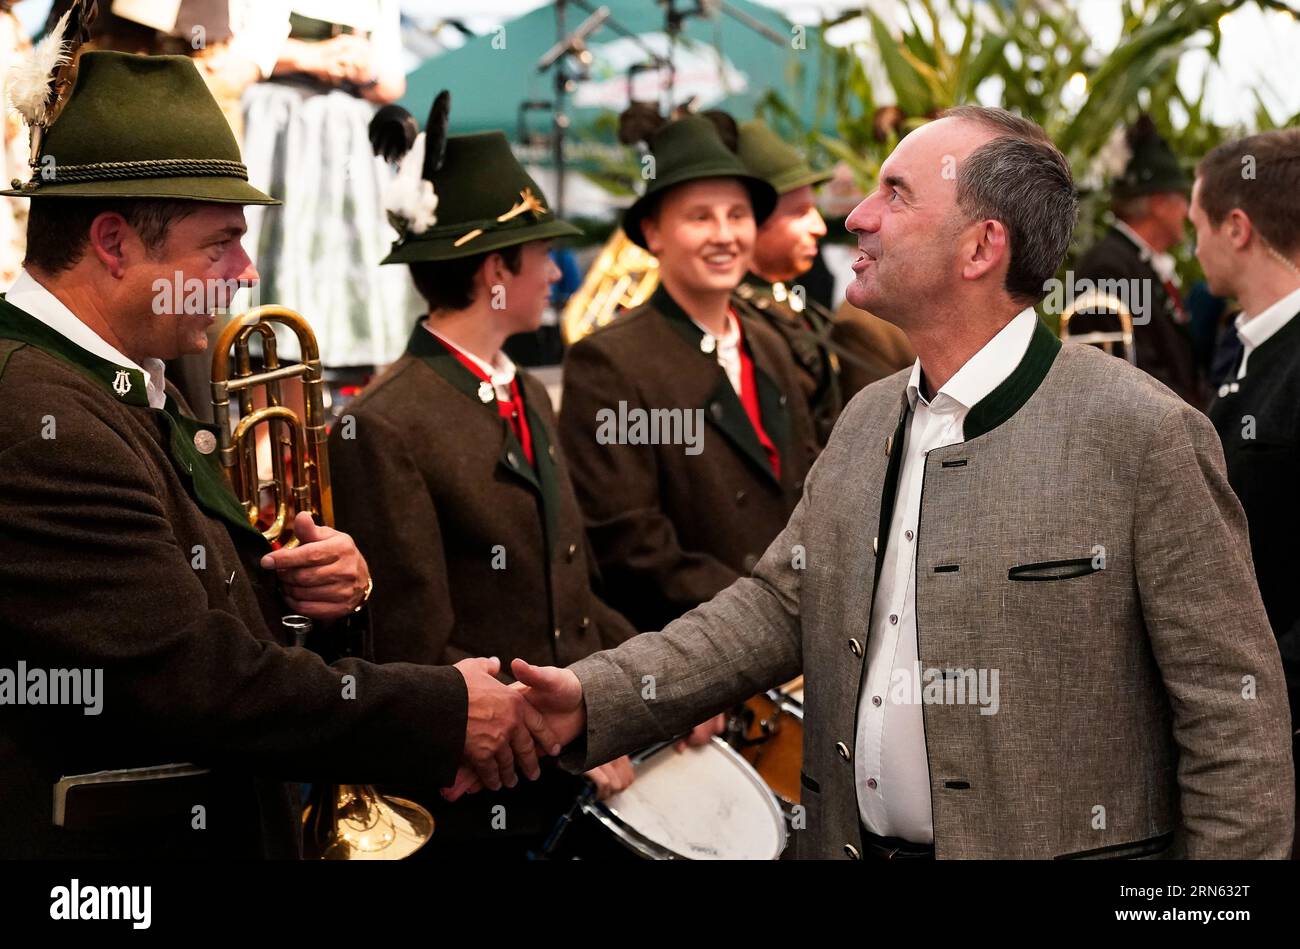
[[558, 110, 817, 637], [1072, 114, 1205, 405], [0, 51, 557, 858], [330, 94, 725, 858], [732, 119, 914, 445]]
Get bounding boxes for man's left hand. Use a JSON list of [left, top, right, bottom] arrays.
[[261, 511, 370, 623]]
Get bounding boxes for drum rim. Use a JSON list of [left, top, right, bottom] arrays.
[[585, 737, 788, 860]]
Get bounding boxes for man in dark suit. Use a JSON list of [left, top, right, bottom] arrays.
[[0, 53, 553, 858], [559, 112, 817, 635], [1073, 115, 1205, 406], [1195, 129, 1300, 846]]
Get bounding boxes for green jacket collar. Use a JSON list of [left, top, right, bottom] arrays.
[[0, 296, 151, 407], [406, 320, 563, 547], [0, 296, 264, 542], [962, 316, 1060, 441]]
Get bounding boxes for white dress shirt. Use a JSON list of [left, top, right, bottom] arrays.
[[690, 310, 743, 395], [855, 307, 1038, 843], [1234, 284, 1300, 380], [424, 323, 518, 403], [5, 269, 167, 410]]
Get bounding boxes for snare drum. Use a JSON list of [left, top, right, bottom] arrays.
[[568, 738, 787, 860], [736, 677, 805, 808]]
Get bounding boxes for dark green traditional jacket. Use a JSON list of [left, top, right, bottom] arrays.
[[331, 321, 635, 669], [0, 298, 468, 859], [732, 272, 844, 446], [329, 323, 637, 843], [559, 284, 817, 631]]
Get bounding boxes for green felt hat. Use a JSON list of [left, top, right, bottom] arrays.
[[621, 114, 777, 250], [1111, 114, 1189, 200], [1, 51, 276, 205], [379, 130, 580, 264], [737, 120, 832, 195]]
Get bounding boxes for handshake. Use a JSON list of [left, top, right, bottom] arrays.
[[447, 656, 726, 801]]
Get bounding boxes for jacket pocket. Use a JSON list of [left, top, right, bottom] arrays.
[[1054, 831, 1174, 860], [1008, 557, 1101, 582]]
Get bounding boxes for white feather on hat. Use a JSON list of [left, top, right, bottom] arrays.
[[5, 10, 73, 130], [384, 132, 440, 237]]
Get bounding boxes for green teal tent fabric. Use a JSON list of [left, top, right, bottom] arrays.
[[399, 1, 833, 154]]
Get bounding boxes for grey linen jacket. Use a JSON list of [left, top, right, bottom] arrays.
[[562, 319, 1295, 859]]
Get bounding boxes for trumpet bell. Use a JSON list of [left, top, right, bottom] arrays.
[[303, 785, 434, 860]]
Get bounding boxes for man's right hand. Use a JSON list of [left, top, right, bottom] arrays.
[[509, 658, 586, 747], [454, 657, 561, 792]]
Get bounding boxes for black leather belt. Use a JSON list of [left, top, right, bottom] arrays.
[[860, 826, 935, 860]]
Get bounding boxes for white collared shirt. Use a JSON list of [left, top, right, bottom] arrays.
[[1234, 284, 1300, 380], [424, 323, 518, 402], [5, 269, 167, 409], [855, 307, 1038, 843], [690, 309, 743, 395]]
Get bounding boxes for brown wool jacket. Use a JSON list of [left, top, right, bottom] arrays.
[[329, 324, 637, 842], [559, 284, 817, 631], [330, 323, 636, 671], [0, 298, 468, 859]]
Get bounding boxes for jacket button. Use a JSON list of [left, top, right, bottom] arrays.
[[844, 843, 862, 860], [580, 616, 590, 630], [552, 627, 561, 640], [742, 553, 759, 572], [885, 434, 893, 456], [566, 543, 577, 562], [710, 402, 724, 420], [848, 638, 862, 657], [778, 394, 787, 406], [548, 444, 556, 461], [735, 489, 746, 504], [793, 479, 803, 492], [872, 536, 878, 555], [507, 451, 519, 468], [836, 741, 851, 761]]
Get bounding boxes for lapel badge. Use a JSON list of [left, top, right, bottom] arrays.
[[111, 369, 132, 398], [477, 380, 495, 404], [700, 335, 717, 355], [193, 430, 217, 455]]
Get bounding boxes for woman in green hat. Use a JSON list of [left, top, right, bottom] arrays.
[[558, 108, 817, 637]]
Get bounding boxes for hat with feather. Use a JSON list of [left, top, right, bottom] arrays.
[[1, 3, 276, 205], [369, 90, 580, 264], [617, 105, 777, 250], [1105, 114, 1189, 201]]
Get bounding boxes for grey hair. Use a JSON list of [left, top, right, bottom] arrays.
[[940, 106, 1078, 305]]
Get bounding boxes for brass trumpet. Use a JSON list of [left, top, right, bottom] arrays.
[[1058, 291, 1137, 365], [211, 306, 435, 859]]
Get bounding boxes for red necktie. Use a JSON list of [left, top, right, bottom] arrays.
[[445, 347, 535, 467], [734, 319, 781, 481]]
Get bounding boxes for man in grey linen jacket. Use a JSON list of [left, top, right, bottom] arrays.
[[486, 106, 1296, 859]]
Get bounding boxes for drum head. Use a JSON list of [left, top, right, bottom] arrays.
[[594, 739, 786, 860]]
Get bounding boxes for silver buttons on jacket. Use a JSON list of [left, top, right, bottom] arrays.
[[844, 843, 862, 860], [836, 741, 851, 761], [848, 638, 862, 657]]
